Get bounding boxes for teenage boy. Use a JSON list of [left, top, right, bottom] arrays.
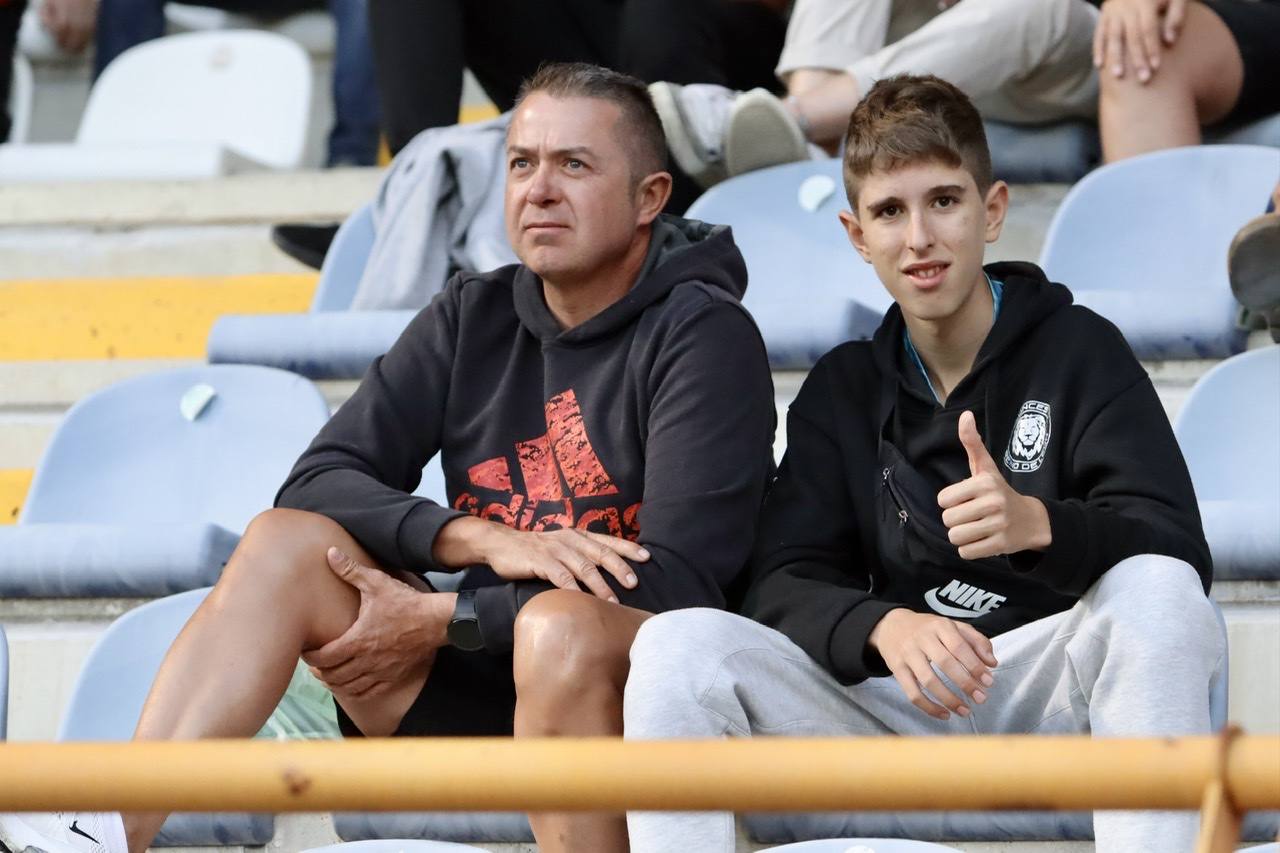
[[625, 74, 1220, 853], [0, 63, 775, 853]]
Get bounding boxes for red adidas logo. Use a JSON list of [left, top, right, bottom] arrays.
[[453, 389, 641, 539]]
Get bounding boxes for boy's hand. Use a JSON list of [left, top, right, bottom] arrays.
[[938, 411, 1052, 559], [868, 608, 998, 720]]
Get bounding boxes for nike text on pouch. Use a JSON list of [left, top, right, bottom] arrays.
[[924, 578, 1008, 618]]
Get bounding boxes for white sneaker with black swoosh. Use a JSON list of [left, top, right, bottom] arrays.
[[0, 812, 127, 853]]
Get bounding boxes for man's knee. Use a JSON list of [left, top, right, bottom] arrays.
[[512, 590, 628, 700], [226, 507, 349, 586]]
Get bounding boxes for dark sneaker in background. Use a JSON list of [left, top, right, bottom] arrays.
[[270, 223, 340, 271]]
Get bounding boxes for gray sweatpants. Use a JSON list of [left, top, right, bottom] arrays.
[[624, 555, 1224, 852], [777, 0, 1099, 124]]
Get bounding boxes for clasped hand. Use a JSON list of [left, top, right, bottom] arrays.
[[304, 548, 451, 702]]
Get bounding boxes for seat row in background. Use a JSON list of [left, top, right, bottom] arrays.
[[210, 144, 1280, 376]]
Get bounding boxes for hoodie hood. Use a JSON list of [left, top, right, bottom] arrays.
[[512, 214, 747, 344], [870, 261, 1073, 399]]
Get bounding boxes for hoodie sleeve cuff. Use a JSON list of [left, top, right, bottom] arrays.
[[395, 500, 467, 573], [1011, 498, 1089, 592], [473, 580, 556, 655], [828, 599, 904, 684]]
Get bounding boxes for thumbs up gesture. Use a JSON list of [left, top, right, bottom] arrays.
[[937, 411, 1053, 560]]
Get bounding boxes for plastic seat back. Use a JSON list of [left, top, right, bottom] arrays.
[[6, 54, 32, 144], [21, 365, 330, 533], [762, 841, 961, 852], [1174, 346, 1280, 579], [304, 842, 489, 853], [313, 204, 376, 311], [0, 624, 8, 739], [1175, 346, 1280, 502], [79, 30, 311, 170], [1039, 145, 1280, 357], [686, 159, 889, 368]]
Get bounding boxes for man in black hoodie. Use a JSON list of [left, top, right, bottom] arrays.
[[626, 75, 1221, 852], [0, 63, 774, 853]]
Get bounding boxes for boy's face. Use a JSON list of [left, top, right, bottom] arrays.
[[838, 160, 1008, 328]]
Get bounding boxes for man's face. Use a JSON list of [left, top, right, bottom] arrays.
[[839, 160, 1007, 327], [504, 92, 648, 285]]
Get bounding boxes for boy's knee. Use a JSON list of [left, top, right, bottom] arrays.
[[1090, 554, 1219, 648]]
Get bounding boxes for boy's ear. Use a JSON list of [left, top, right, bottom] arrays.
[[984, 179, 1009, 244], [838, 209, 873, 264]]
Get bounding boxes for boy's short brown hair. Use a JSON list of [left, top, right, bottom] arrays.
[[842, 74, 993, 208]]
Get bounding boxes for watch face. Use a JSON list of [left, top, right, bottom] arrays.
[[448, 618, 484, 652]]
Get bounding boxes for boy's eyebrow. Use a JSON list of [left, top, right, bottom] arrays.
[[865, 184, 969, 212]]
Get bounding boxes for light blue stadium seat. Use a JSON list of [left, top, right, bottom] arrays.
[[1175, 346, 1280, 580], [985, 111, 1280, 184], [209, 203, 418, 379], [0, 365, 330, 596], [332, 814, 533, 846], [304, 842, 488, 852], [58, 588, 274, 845], [1040, 144, 1280, 359], [762, 841, 961, 852], [686, 158, 889, 369], [0, 624, 8, 740]]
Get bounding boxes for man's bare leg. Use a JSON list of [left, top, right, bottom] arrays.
[[512, 590, 652, 853], [1099, 3, 1242, 161], [122, 508, 435, 852]]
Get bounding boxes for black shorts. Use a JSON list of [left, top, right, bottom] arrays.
[[1199, 0, 1280, 126], [335, 646, 517, 738]]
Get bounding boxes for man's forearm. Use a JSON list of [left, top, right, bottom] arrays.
[[431, 515, 508, 569]]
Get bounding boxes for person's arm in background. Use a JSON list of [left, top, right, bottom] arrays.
[[39, 0, 95, 53]]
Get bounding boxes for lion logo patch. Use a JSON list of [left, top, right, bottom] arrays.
[[1004, 400, 1051, 473]]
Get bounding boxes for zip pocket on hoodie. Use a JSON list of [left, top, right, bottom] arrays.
[[882, 464, 1010, 575]]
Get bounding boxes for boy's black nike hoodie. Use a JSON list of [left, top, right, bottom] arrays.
[[743, 262, 1211, 684], [276, 216, 776, 654]]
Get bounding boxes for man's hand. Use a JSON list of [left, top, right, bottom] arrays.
[[868, 608, 998, 720], [937, 411, 1052, 560], [433, 516, 650, 603], [38, 0, 97, 54], [1093, 0, 1187, 84], [303, 547, 454, 701]]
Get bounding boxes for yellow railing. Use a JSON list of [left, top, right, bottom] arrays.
[[1, 734, 1277, 851]]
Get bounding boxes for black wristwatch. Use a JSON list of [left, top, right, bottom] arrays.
[[447, 589, 484, 652]]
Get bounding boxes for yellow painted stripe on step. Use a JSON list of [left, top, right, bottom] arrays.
[[0, 469, 32, 524], [0, 275, 317, 360]]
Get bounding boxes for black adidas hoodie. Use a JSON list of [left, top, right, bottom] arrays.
[[276, 216, 776, 654], [742, 262, 1211, 685]]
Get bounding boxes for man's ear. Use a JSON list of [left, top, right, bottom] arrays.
[[838, 209, 873, 264], [984, 180, 1009, 244], [635, 171, 674, 226]]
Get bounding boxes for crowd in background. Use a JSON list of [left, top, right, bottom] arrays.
[[1, 0, 1277, 195]]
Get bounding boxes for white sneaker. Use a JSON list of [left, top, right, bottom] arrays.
[[649, 81, 735, 189], [0, 813, 127, 853], [725, 88, 812, 178]]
